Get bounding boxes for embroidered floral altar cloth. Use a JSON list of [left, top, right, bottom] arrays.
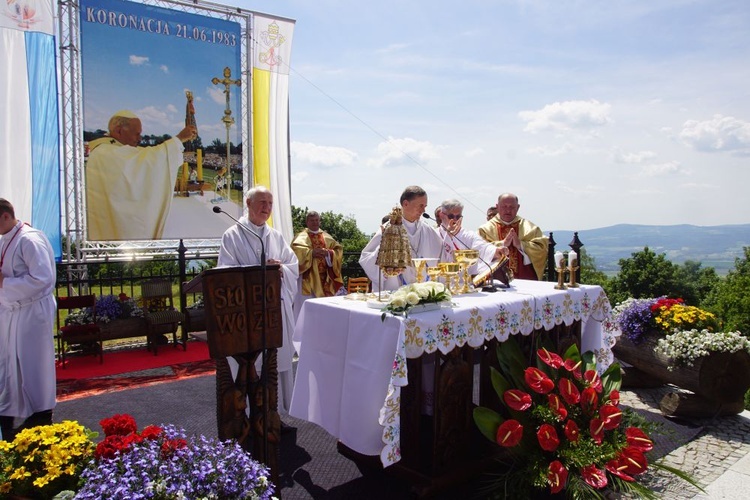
[[289, 279, 614, 468]]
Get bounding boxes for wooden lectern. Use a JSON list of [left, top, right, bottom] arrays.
[[199, 265, 283, 485]]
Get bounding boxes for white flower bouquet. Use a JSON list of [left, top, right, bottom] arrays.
[[380, 281, 451, 319], [654, 329, 750, 370]]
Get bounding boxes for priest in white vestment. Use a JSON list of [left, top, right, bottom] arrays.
[[436, 199, 508, 275], [0, 199, 57, 441], [217, 186, 299, 414], [85, 110, 196, 241], [359, 186, 444, 292]]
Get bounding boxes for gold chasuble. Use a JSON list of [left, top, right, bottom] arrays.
[[478, 216, 548, 280], [292, 229, 344, 297]]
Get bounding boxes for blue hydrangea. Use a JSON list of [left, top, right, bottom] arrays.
[[76, 424, 274, 499]]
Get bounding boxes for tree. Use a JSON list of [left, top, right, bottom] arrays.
[[605, 247, 687, 305], [677, 260, 720, 306], [579, 248, 609, 288], [703, 247, 750, 334]]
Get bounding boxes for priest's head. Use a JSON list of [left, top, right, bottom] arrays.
[[399, 185, 428, 223], [305, 211, 321, 232], [246, 186, 273, 225], [439, 199, 464, 230], [0, 198, 18, 235], [108, 110, 142, 147], [496, 193, 520, 223]]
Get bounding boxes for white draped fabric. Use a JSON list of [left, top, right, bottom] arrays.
[[0, 222, 57, 420], [289, 280, 615, 466]]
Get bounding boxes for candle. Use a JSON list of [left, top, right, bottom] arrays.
[[568, 250, 577, 268], [555, 251, 564, 269]]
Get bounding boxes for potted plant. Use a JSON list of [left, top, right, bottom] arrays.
[[472, 335, 697, 498], [379, 281, 452, 319]]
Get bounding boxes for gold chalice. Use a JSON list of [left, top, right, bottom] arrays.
[[454, 249, 480, 294], [426, 265, 443, 283], [439, 262, 461, 294], [411, 258, 438, 283]]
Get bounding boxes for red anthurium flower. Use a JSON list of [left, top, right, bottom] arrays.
[[581, 387, 599, 413], [503, 389, 532, 411], [524, 367, 555, 394], [562, 358, 581, 373], [625, 427, 654, 452], [608, 389, 620, 406], [537, 423, 560, 452], [619, 447, 649, 476], [558, 378, 581, 405], [564, 419, 580, 442], [599, 403, 623, 430], [537, 348, 563, 368], [547, 394, 568, 421], [583, 369, 603, 393], [589, 417, 605, 445], [495, 419, 524, 447], [581, 464, 608, 489], [548, 460, 568, 494], [605, 458, 635, 482]]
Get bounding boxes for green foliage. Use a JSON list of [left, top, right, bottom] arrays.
[[605, 247, 688, 305], [702, 247, 750, 333], [579, 248, 609, 288]]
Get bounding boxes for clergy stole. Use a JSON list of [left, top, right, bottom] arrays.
[[494, 221, 537, 280]]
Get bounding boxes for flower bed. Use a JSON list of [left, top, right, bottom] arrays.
[[0, 414, 274, 499]]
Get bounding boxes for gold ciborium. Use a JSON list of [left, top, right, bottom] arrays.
[[426, 264, 443, 284], [411, 258, 439, 283], [438, 262, 461, 294], [454, 249, 480, 294]]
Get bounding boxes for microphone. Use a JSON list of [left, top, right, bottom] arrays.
[[422, 212, 499, 292], [213, 205, 265, 264]]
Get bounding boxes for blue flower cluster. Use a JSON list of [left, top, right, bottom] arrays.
[[613, 298, 658, 344], [96, 295, 123, 323], [76, 424, 274, 499]]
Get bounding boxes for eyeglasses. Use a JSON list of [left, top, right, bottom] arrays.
[[445, 214, 463, 220]]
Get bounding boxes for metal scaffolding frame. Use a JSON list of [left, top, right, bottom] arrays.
[[57, 0, 268, 263]]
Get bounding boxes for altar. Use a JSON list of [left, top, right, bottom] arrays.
[[289, 279, 615, 475]]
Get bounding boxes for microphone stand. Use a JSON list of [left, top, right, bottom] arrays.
[[213, 206, 270, 465], [422, 212, 498, 292]]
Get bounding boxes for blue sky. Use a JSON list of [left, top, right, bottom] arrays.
[[107, 0, 750, 236], [80, 0, 242, 146]]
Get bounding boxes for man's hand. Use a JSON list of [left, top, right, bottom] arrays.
[[312, 248, 328, 259], [448, 217, 463, 236], [267, 259, 281, 265], [176, 125, 197, 142], [494, 246, 510, 260], [503, 228, 521, 249]]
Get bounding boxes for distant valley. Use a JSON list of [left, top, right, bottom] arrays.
[[548, 224, 750, 275]]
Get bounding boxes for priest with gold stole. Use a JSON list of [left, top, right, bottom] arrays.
[[478, 193, 548, 280], [292, 211, 345, 320]]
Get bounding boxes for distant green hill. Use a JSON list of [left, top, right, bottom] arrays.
[[548, 224, 750, 276]]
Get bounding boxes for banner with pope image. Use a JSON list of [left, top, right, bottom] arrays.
[[79, 0, 243, 241], [0, 0, 61, 257], [252, 13, 295, 242]]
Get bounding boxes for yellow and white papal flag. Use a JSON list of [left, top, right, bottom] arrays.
[[252, 13, 295, 241]]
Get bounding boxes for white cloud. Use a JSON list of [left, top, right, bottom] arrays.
[[129, 55, 149, 66], [291, 141, 358, 168], [207, 86, 225, 105], [679, 114, 750, 155], [464, 147, 484, 158], [528, 143, 574, 157], [366, 137, 442, 168], [638, 161, 688, 177], [519, 99, 612, 134], [291, 171, 310, 182], [611, 149, 657, 164], [160, 65, 169, 74], [554, 181, 603, 196]]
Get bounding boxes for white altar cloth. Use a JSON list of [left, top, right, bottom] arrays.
[[289, 279, 615, 467]]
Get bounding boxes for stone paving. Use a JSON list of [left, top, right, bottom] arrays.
[[619, 386, 750, 499]]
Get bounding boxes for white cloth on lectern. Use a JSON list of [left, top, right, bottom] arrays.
[[217, 217, 299, 414]]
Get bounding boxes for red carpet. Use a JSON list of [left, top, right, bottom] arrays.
[[56, 341, 215, 402]]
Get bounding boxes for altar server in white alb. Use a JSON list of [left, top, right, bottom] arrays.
[[359, 185, 444, 291], [0, 199, 57, 441], [436, 199, 508, 274], [85, 110, 196, 241], [218, 186, 299, 413]]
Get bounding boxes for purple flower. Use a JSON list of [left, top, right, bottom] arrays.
[[76, 424, 274, 499], [615, 298, 659, 344], [96, 295, 123, 322]]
